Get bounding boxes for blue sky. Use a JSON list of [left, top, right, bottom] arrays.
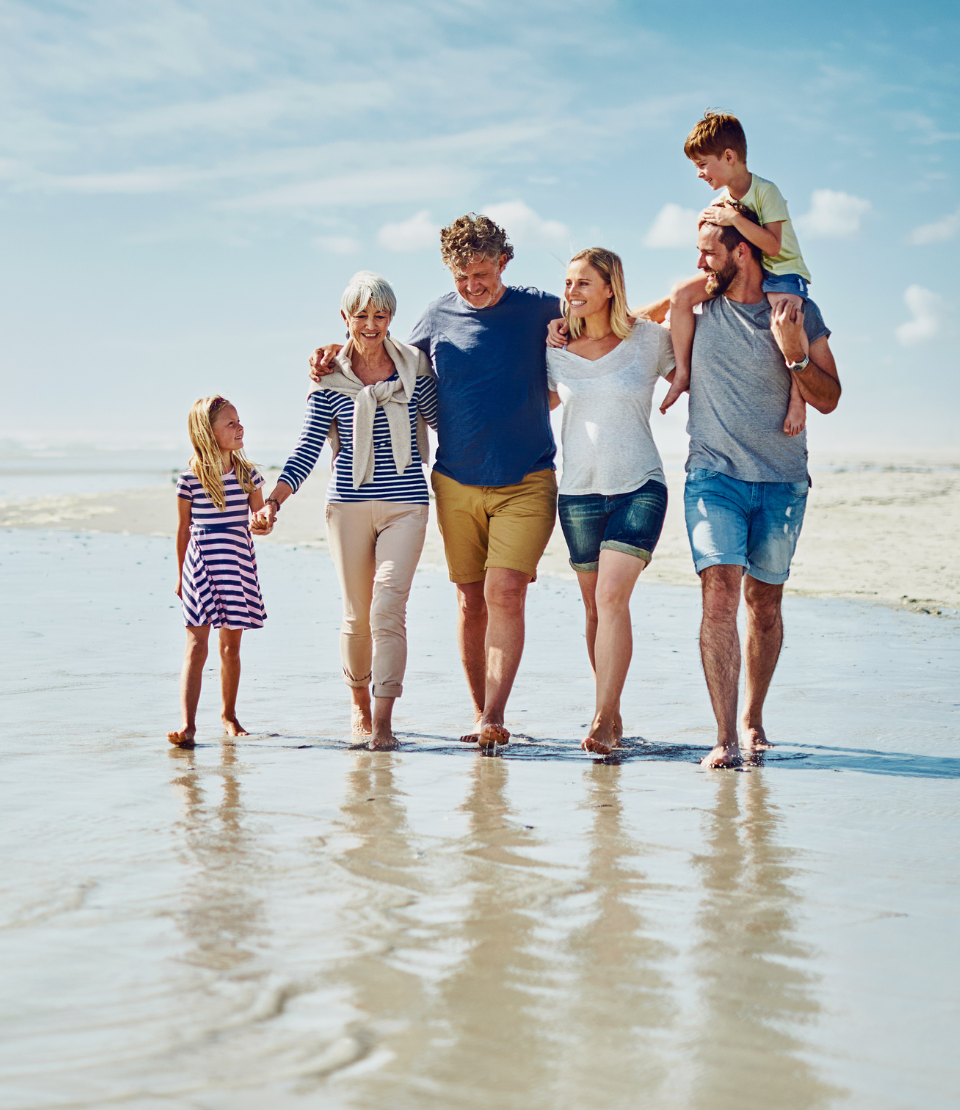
[[1, 0, 958, 458]]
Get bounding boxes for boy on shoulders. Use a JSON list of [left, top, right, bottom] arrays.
[[660, 110, 812, 436]]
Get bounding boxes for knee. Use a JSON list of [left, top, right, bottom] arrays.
[[595, 580, 632, 613], [484, 580, 526, 614], [745, 589, 782, 630], [670, 279, 699, 310], [219, 640, 240, 661], [457, 584, 487, 618], [702, 578, 741, 622]]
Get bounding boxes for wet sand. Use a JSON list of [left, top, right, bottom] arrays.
[[2, 528, 958, 1109], [2, 457, 958, 614]]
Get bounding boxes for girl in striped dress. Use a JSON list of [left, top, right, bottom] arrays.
[[168, 396, 268, 746]]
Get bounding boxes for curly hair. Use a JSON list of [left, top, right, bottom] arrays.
[[439, 212, 515, 272]]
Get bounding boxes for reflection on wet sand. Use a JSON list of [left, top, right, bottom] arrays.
[[553, 763, 677, 1104], [169, 742, 264, 971], [689, 771, 843, 1110]]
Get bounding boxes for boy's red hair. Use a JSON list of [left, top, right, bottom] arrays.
[[684, 110, 747, 163]]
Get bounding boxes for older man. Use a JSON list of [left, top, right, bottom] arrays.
[[310, 213, 560, 748], [685, 201, 841, 768]]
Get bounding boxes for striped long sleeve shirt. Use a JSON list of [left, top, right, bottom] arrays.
[[279, 374, 439, 503]]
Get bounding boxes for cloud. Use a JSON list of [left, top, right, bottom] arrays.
[[908, 206, 960, 245], [796, 189, 871, 239], [480, 200, 568, 249], [377, 210, 440, 252], [895, 285, 947, 346], [313, 236, 362, 255], [643, 203, 698, 249], [221, 166, 473, 211]]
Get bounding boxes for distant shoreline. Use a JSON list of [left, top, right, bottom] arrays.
[[4, 459, 957, 618]]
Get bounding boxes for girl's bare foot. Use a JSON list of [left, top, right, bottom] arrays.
[[741, 725, 773, 751], [700, 743, 741, 769], [581, 713, 619, 756], [222, 716, 249, 737], [167, 726, 196, 747]]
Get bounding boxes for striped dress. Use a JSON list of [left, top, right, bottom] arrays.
[[176, 468, 267, 630], [279, 374, 439, 502]]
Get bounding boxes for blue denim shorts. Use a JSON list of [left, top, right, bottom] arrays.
[[684, 469, 808, 584], [558, 480, 668, 573], [761, 270, 808, 299]]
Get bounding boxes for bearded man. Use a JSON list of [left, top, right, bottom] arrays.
[[685, 200, 841, 768]]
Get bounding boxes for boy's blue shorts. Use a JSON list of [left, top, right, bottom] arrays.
[[761, 271, 808, 299]]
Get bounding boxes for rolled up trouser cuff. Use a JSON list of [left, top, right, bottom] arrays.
[[600, 539, 652, 563], [372, 682, 403, 698], [342, 669, 372, 689]]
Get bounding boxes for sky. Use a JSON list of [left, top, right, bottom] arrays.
[[1, 0, 958, 461]]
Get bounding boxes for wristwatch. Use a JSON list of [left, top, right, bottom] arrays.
[[787, 355, 810, 373], [265, 497, 281, 513]]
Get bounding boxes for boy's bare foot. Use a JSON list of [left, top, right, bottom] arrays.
[[700, 743, 741, 769], [352, 705, 372, 735], [167, 726, 196, 747], [659, 373, 689, 415], [783, 400, 806, 437], [222, 716, 249, 737], [741, 725, 773, 752], [581, 713, 620, 756], [478, 722, 510, 749]]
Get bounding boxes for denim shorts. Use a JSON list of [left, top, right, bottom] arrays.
[[684, 469, 808, 584], [761, 270, 808, 299], [558, 479, 668, 573]]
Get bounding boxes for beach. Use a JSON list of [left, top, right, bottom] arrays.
[[1, 456, 958, 1109]]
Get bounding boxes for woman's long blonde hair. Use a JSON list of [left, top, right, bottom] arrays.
[[186, 395, 258, 512], [563, 248, 633, 341]]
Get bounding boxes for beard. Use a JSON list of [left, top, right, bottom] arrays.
[[704, 257, 737, 297]]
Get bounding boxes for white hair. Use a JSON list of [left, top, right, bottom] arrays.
[[340, 271, 396, 319]]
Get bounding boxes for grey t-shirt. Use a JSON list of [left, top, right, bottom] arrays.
[[686, 296, 831, 483]]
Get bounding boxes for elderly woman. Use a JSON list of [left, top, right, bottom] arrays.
[[255, 271, 438, 748], [547, 248, 676, 756]]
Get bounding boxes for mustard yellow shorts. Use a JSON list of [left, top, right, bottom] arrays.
[[431, 468, 558, 584]]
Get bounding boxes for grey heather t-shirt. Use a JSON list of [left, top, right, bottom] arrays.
[[686, 296, 831, 483]]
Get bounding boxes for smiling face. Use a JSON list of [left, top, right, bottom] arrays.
[[211, 403, 244, 455], [697, 223, 740, 296], [690, 148, 739, 191], [564, 259, 613, 320], [342, 302, 392, 352], [450, 253, 508, 309]]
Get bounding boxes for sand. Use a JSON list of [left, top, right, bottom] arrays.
[[3, 457, 958, 614], [2, 528, 958, 1109]]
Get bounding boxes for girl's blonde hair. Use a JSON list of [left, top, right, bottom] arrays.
[[563, 248, 632, 341], [186, 395, 258, 512]]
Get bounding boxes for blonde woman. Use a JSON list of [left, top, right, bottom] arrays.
[[255, 272, 438, 749], [547, 249, 676, 755], [168, 396, 267, 746]]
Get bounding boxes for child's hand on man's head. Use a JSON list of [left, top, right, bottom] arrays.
[[701, 204, 737, 227]]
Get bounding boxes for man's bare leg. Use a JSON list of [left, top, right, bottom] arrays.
[[370, 695, 399, 750], [350, 686, 373, 736], [456, 580, 487, 741], [741, 576, 784, 752], [476, 568, 530, 747], [699, 565, 743, 768]]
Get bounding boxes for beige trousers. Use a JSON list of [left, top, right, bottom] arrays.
[[325, 500, 428, 698]]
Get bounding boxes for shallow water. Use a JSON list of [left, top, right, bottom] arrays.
[[1, 530, 958, 1108]]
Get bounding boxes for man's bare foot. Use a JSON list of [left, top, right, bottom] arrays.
[[222, 716, 249, 737], [478, 722, 510, 749], [741, 725, 773, 752], [369, 724, 398, 750], [352, 705, 372, 736], [167, 726, 196, 747], [581, 713, 620, 756], [783, 401, 806, 437], [700, 743, 741, 769]]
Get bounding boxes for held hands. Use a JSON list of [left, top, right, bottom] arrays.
[[546, 317, 569, 348], [770, 300, 807, 365], [308, 343, 344, 383], [250, 505, 276, 535]]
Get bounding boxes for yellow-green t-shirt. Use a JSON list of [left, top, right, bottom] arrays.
[[722, 173, 811, 281]]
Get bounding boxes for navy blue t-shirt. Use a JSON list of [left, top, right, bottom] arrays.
[[408, 286, 560, 487]]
